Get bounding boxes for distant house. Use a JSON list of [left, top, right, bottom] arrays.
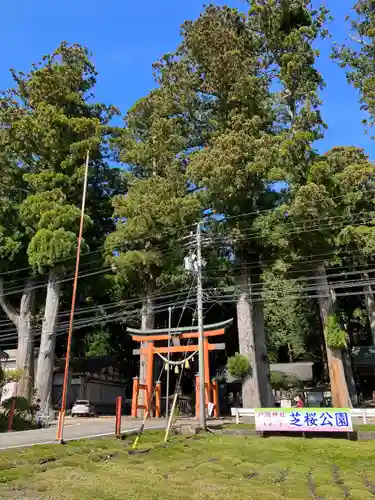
[[223, 361, 314, 384], [2, 348, 40, 373], [2, 350, 126, 413], [52, 355, 126, 414], [270, 362, 314, 382]]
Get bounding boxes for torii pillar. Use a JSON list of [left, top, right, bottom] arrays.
[[128, 319, 232, 418]]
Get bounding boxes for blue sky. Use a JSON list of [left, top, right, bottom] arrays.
[[0, 0, 373, 158]]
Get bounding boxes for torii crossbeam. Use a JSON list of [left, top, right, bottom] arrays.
[[128, 318, 232, 418]]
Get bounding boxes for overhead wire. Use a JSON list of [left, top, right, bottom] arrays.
[[214, 186, 375, 224]]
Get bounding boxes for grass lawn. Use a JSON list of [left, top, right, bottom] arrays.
[[1, 431, 375, 499], [224, 422, 375, 431]]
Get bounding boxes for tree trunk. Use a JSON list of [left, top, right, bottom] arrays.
[[35, 270, 60, 416], [314, 262, 352, 408], [363, 272, 375, 344], [0, 277, 35, 401], [330, 288, 358, 407], [252, 290, 274, 407], [139, 289, 155, 415], [236, 269, 273, 408]]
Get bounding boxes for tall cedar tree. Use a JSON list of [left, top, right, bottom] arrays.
[[334, 0, 375, 344], [257, 146, 375, 406], [106, 90, 203, 402], [149, 1, 327, 406], [0, 43, 123, 410]]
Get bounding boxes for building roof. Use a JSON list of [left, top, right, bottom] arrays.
[[223, 362, 314, 383], [352, 346, 375, 365], [55, 355, 121, 374], [270, 362, 314, 382]]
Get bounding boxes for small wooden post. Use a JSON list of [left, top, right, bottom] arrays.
[[131, 377, 139, 417], [7, 399, 16, 432], [115, 396, 122, 438], [212, 379, 219, 417], [155, 381, 161, 418], [195, 374, 200, 418]]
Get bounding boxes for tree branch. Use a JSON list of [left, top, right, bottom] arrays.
[[0, 277, 19, 326], [349, 33, 370, 47]]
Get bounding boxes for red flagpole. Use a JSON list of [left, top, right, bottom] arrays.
[[56, 150, 90, 442]]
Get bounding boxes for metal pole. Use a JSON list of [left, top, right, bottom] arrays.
[[56, 150, 90, 442], [196, 222, 206, 430], [165, 306, 172, 426]]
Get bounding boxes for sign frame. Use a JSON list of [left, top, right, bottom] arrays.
[[255, 408, 353, 433]]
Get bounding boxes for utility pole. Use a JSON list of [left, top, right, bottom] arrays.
[[56, 150, 90, 442], [196, 222, 206, 430], [165, 306, 172, 427]]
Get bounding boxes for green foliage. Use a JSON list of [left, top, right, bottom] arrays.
[[2, 1, 375, 403], [1, 396, 31, 412], [270, 371, 303, 391], [0, 369, 23, 393], [324, 314, 348, 349], [0, 41, 123, 277], [257, 146, 375, 269], [334, 0, 375, 131], [85, 328, 113, 358], [227, 353, 251, 379], [27, 228, 88, 274], [263, 272, 310, 362], [0, 396, 36, 433], [106, 172, 202, 296], [3, 369, 23, 384]]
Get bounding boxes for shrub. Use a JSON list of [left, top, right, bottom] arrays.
[[0, 396, 36, 433], [227, 353, 251, 379], [324, 314, 347, 349], [270, 371, 303, 391]]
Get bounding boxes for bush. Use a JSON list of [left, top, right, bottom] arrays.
[[324, 314, 347, 349], [2, 396, 31, 412], [227, 353, 251, 379], [0, 413, 36, 432], [270, 371, 303, 391], [0, 396, 36, 433]]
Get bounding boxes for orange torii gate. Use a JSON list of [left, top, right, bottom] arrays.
[[128, 319, 232, 418]]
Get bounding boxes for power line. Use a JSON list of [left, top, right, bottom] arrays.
[[207, 220, 371, 246], [0, 296, 199, 344], [0, 267, 112, 297], [0, 286, 195, 331], [206, 265, 375, 288], [215, 186, 375, 223]]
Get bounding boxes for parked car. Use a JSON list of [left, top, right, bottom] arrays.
[[71, 400, 95, 417]]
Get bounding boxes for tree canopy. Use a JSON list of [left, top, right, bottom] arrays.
[[1, 1, 375, 412]]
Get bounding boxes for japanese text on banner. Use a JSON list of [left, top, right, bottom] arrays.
[[255, 408, 352, 432]]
